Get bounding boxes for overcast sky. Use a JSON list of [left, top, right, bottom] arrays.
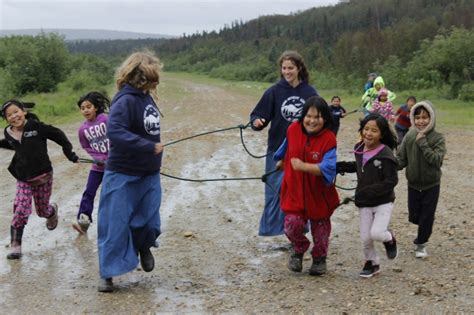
[[0, 0, 339, 36]]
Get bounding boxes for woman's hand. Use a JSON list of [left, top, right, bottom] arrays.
[[154, 143, 164, 155], [252, 118, 266, 129]]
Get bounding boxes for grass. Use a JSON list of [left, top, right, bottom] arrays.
[[2, 72, 473, 130]]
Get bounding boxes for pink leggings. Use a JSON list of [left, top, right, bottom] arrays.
[[11, 177, 54, 229], [284, 214, 331, 257]]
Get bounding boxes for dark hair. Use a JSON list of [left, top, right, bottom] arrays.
[[77, 91, 110, 115], [359, 113, 397, 149], [406, 96, 417, 103], [413, 105, 430, 117], [1, 99, 40, 121], [298, 96, 334, 131], [278, 50, 310, 83], [331, 96, 341, 102]]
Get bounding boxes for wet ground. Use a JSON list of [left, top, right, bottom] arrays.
[[0, 74, 473, 313]]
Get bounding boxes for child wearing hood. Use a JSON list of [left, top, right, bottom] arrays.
[[397, 101, 446, 258], [361, 76, 396, 116], [371, 88, 394, 121]]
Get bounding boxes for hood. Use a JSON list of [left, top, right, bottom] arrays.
[[410, 100, 436, 133], [112, 83, 146, 104], [373, 76, 385, 89], [378, 88, 388, 96]]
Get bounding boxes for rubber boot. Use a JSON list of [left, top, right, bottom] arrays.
[[7, 226, 23, 260], [139, 248, 155, 272], [288, 252, 304, 272], [309, 256, 327, 276]]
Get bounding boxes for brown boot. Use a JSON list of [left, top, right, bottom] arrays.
[[7, 226, 23, 260]]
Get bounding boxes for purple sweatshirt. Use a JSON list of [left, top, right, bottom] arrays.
[[78, 113, 109, 172]]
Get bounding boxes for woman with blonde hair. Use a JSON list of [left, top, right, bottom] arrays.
[[97, 50, 164, 292]]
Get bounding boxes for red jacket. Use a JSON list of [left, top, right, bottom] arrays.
[[280, 123, 340, 220]]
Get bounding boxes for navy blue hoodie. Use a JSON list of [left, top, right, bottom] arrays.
[[106, 84, 162, 176], [250, 79, 318, 152]]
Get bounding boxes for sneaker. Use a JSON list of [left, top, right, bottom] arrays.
[[139, 248, 155, 272], [309, 256, 327, 276], [287, 251, 303, 272], [359, 261, 380, 278], [415, 244, 428, 258], [383, 231, 398, 260], [98, 278, 114, 293], [72, 214, 91, 235], [46, 203, 59, 231]]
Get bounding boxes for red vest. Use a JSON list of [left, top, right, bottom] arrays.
[[280, 122, 340, 220]]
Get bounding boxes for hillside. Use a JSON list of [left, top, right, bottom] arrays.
[[0, 28, 174, 41]]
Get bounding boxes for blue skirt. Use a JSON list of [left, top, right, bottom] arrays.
[[98, 171, 161, 279], [258, 155, 285, 236]]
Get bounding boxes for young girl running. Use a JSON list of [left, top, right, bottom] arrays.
[[0, 100, 78, 259], [97, 51, 164, 292], [274, 96, 339, 275], [72, 92, 110, 235], [337, 114, 398, 277]]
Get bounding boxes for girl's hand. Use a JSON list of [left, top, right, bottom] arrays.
[[275, 160, 284, 170], [416, 132, 426, 142], [252, 118, 266, 129], [290, 158, 305, 171], [154, 143, 164, 155]]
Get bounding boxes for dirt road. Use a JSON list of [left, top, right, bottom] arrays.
[[0, 74, 472, 313]]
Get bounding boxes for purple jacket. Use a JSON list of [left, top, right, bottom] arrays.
[[78, 113, 109, 172]]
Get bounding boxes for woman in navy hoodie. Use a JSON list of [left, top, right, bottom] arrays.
[[250, 50, 318, 237], [97, 51, 164, 292]]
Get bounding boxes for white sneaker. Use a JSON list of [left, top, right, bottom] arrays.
[[415, 244, 428, 258], [72, 214, 91, 235]]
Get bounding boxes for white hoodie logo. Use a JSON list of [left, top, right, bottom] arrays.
[[281, 96, 305, 122], [143, 104, 160, 135]]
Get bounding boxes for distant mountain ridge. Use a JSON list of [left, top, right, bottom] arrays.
[[0, 28, 174, 40]]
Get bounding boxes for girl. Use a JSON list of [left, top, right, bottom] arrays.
[[72, 92, 110, 235], [329, 95, 346, 136], [97, 51, 164, 293], [250, 50, 318, 237], [371, 88, 394, 121], [361, 76, 396, 116], [274, 96, 339, 275], [0, 100, 78, 259], [336, 114, 398, 278]]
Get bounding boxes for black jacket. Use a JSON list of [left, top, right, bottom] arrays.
[[0, 119, 76, 181], [337, 143, 398, 207]]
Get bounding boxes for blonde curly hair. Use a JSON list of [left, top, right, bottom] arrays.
[[115, 50, 163, 94]]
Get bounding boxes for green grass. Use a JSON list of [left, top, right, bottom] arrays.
[[2, 72, 473, 130]]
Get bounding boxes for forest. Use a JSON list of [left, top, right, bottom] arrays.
[[1, 0, 473, 101]]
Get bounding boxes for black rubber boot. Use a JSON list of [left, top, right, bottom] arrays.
[[7, 226, 23, 260], [309, 256, 327, 276], [139, 248, 155, 272], [98, 278, 114, 293], [288, 252, 304, 272]]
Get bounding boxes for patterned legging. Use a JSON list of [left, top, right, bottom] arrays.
[[11, 177, 54, 229], [284, 214, 331, 258]]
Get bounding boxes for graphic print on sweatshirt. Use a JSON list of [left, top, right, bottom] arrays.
[[83, 121, 109, 153], [144, 104, 160, 135], [281, 96, 306, 122]]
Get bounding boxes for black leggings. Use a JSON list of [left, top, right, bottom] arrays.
[[408, 185, 440, 245]]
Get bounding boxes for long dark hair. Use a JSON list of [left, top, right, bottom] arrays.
[[1, 99, 40, 121], [298, 96, 334, 131], [359, 113, 397, 149], [278, 50, 310, 83], [77, 91, 110, 115]]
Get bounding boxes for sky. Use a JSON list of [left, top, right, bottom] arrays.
[[0, 0, 339, 36]]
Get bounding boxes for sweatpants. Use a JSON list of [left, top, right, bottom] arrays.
[[11, 176, 55, 229], [408, 185, 440, 245], [284, 214, 331, 258], [77, 170, 104, 221], [359, 202, 393, 265]]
